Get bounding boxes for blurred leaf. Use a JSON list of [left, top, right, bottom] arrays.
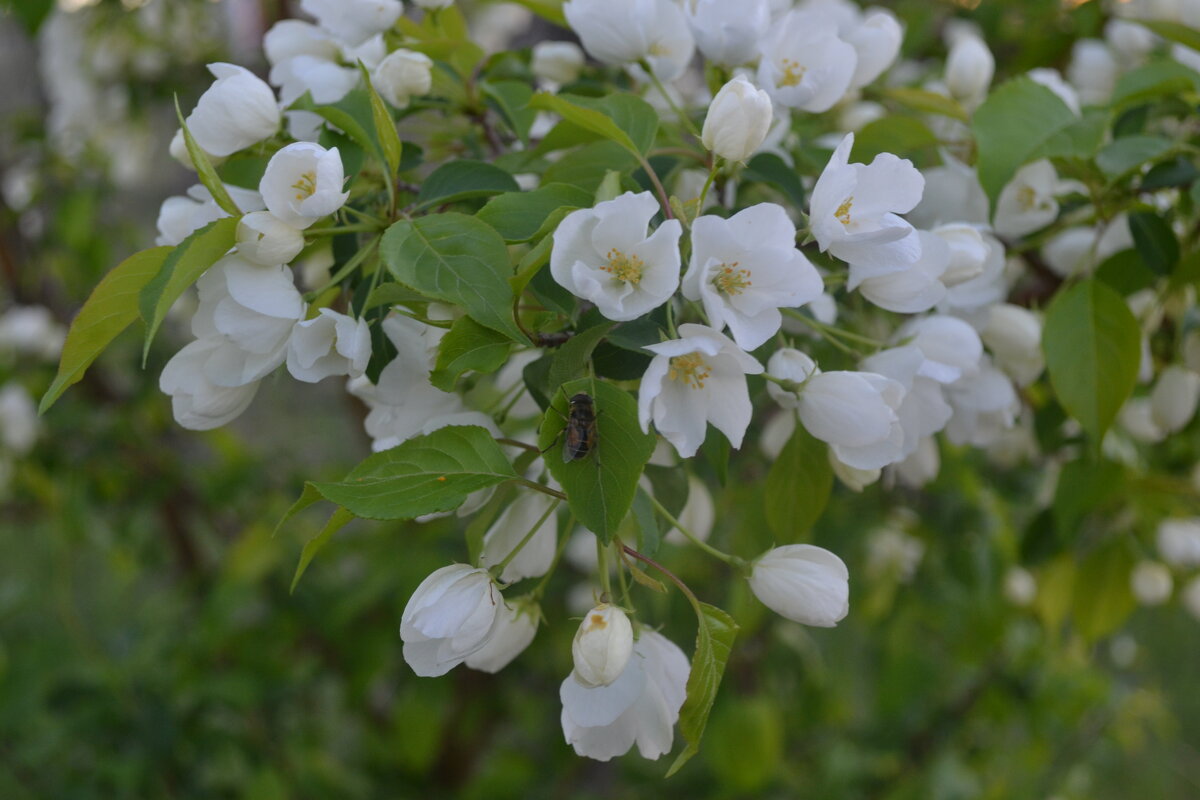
[[764, 424, 833, 541], [1134, 19, 1200, 51], [880, 87, 969, 122], [7, 0, 54, 34], [476, 182, 591, 242], [40, 246, 170, 414], [1042, 279, 1141, 442], [290, 507, 355, 592], [632, 486, 661, 558], [1128, 210, 1179, 276], [850, 116, 939, 162], [701, 432, 730, 487], [1096, 136, 1172, 178], [430, 316, 512, 391], [743, 152, 807, 209], [310, 425, 518, 520], [543, 141, 640, 192], [1072, 540, 1136, 642], [538, 378, 656, 543], [1035, 108, 1110, 161], [1095, 249, 1157, 296], [530, 92, 658, 156], [482, 80, 537, 143], [667, 603, 738, 777], [507, 0, 566, 25], [1111, 60, 1200, 109], [547, 321, 614, 390], [1140, 155, 1200, 190], [1053, 458, 1125, 537], [1033, 555, 1075, 631], [416, 160, 518, 209], [704, 698, 784, 794], [382, 213, 524, 341]]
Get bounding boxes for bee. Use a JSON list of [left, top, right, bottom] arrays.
[[562, 392, 598, 463]]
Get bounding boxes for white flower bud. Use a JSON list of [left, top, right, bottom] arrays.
[[464, 598, 538, 674], [186, 63, 281, 158], [1150, 365, 1200, 433], [1157, 517, 1200, 567], [829, 450, 881, 492], [571, 604, 634, 688], [373, 49, 433, 109], [0, 383, 39, 455], [1003, 566, 1036, 607], [701, 78, 773, 164], [1131, 560, 1173, 606], [685, 0, 770, 67], [400, 564, 500, 677], [1067, 39, 1118, 106], [981, 303, 1044, 387], [236, 211, 306, 266], [944, 36, 994, 105], [531, 41, 585, 85], [748, 544, 850, 627], [932, 223, 988, 286]]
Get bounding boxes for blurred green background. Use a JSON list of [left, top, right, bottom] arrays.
[[2, 0, 1199, 797]]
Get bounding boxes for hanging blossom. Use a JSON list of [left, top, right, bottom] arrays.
[[550, 191, 682, 322], [638, 324, 764, 459], [683, 203, 823, 351], [400, 564, 506, 677]]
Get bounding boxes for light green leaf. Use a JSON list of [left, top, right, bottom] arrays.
[[290, 89, 387, 169], [416, 160, 519, 209], [1042, 279, 1141, 442], [529, 92, 658, 156], [429, 316, 513, 391], [764, 423, 833, 541], [476, 182, 591, 242], [743, 153, 806, 210], [972, 76, 1078, 207], [1096, 135, 1173, 178], [547, 321, 615, 391], [1111, 59, 1200, 108], [880, 87, 969, 122], [543, 140, 639, 192], [482, 80, 538, 143], [174, 96, 239, 216], [310, 425, 518, 520], [381, 213, 525, 341], [40, 246, 170, 414], [290, 507, 355, 593], [1035, 108, 1110, 161], [356, 61, 402, 179], [138, 216, 239, 360], [537, 378, 656, 543], [667, 603, 738, 777], [849, 116, 939, 163], [1072, 540, 1136, 642]]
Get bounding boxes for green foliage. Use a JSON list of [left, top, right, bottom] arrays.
[[476, 183, 592, 242], [668, 603, 738, 777], [430, 316, 513, 391], [416, 159, 520, 209], [764, 422, 833, 543], [528, 92, 659, 157]]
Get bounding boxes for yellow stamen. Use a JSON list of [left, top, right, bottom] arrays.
[[600, 248, 645, 285], [712, 262, 752, 296], [778, 58, 807, 88], [669, 352, 712, 390], [835, 196, 853, 226], [1017, 184, 1037, 210], [292, 170, 317, 202]]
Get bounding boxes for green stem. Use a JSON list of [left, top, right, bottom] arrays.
[[621, 544, 701, 611], [514, 477, 568, 501], [597, 536, 613, 599], [697, 159, 720, 215], [493, 499, 560, 575], [645, 492, 746, 570], [306, 223, 385, 236], [304, 237, 380, 301], [641, 61, 701, 139]]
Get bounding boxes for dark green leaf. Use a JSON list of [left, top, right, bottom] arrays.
[[1111, 60, 1200, 109], [543, 140, 640, 192], [667, 603, 738, 777], [1072, 540, 1136, 642], [701, 431, 731, 487], [416, 160, 519, 208], [631, 487, 661, 558], [1129, 210, 1179, 275], [547, 321, 614, 390], [290, 507, 355, 593], [529, 92, 658, 156], [476, 182, 591, 242], [849, 116, 939, 163], [743, 153, 807, 210], [291, 90, 388, 171], [1053, 458, 1125, 537], [1096, 136, 1172, 178], [482, 80, 537, 143], [1095, 249, 1158, 296], [764, 423, 833, 541], [1134, 19, 1200, 52], [430, 316, 513, 391]]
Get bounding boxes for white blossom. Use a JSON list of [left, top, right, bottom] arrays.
[[944, 35, 994, 107], [908, 153, 989, 229], [531, 41, 585, 85], [895, 315, 983, 384], [0, 306, 65, 361], [844, 9, 903, 90], [0, 383, 39, 454], [259, 142, 350, 230], [861, 345, 954, 458], [638, 324, 764, 459], [944, 360, 1020, 447], [749, 544, 850, 627], [299, 0, 404, 47], [757, 8, 857, 112], [563, 0, 695, 81], [373, 49, 433, 109], [1157, 518, 1200, 567], [159, 339, 261, 430], [685, 0, 771, 67], [1067, 39, 1118, 106], [480, 486, 559, 582], [1131, 561, 1173, 606], [270, 54, 359, 106], [464, 597, 538, 674], [1003, 566, 1037, 607], [993, 160, 1061, 238], [856, 230, 949, 312], [571, 604, 635, 688], [236, 211, 305, 266], [155, 184, 264, 247], [400, 564, 500, 677], [263, 19, 340, 67], [701, 77, 773, 164], [1151, 365, 1200, 433], [981, 304, 1044, 386], [286, 308, 371, 383], [186, 63, 280, 158], [933, 223, 989, 287]]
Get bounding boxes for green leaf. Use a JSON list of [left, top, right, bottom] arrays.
[[290, 507, 355, 593], [1042, 279, 1141, 442], [138, 216, 239, 359], [174, 97, 239, 216], [476, 182, 591, 242], [290, 89, 388, 169], [667, 603, 738, 777], [1111, 60, 1200, 109], [310, 426, 518, 520], [381, 213, 524, 341], [1053, 458, 1125, 537], [356, 61, 402, 179], [416, 160, 519, 209], [1035, 108, 1110, 161], [1134, 18, 1200, 52], [547, 321, 615, 391], [543, 140, 639, 192], [482, 80, 538, 143], [537, 378, 657, 543], [849, 116, 939, 163], [1072, 540, 1136, 642], [529, 92, 658, 156], [742, 153, 806, 210], [40, 247, 170, 413], [1128, 210, 1180, 276], [880, 87, 969, 122], [1096, 135, 1173, 178], [1095, 249, 1157, 296], [704, 698, 784, 794], [972, 76, 1079, 207], [429, 316, 513, 391], [764, 423, 833, 541], [507, 0, 566, 25], [631, 486, 661, 558]]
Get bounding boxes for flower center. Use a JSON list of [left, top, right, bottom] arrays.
[[292, 170, 318, 202], [1017, 184, 1037, 210], [712, 262, 752, 296], [778, 58, 807, 88], [601, 248, 644, 285], [669, 352, 712, 390], [835, 196, 854, 226]]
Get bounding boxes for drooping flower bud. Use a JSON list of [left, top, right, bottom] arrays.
[[571, 604, 634, 688], [373, 49, 433, 109], [531, 41, 585, 85], [981, 303, 1044, 387], [1150, 365, 1200, 433], [236, 211, 305, 266], [701, 77, 773, 163], [944, 35, 994, 105], [748, 544, 850, 627]]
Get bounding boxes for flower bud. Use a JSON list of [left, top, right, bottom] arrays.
[[748, 544, 849, 627], [571, 604, 634, 687], [981, 303, 1044, 386], [187, 63, 281, 158], [373, 49, 433, 109], [259, 142, 350, 230], [701, 77, 773, 164], [464, 598, 539, 674], [400, 564, 500, 677], [1131, 561, 1173, 606], [944, 36, 994, 105], [531, 41, 585, 85], [236, 211, 306, 265], [932, 223, 988, 286], [1150, 365, 1200, 433], [1003, 566, 1036, 607]]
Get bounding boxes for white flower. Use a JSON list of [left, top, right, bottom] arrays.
[[944, 35, 994, 107], [185, 63, 280, 158], [560, 630, 689, 761], [1106, 18, 1158, 65], [159, 338, 262, 430], [844, 9, 904, 90], [480, 487, 559, 582], [1003, 567, 1036, 607], [299, 0, 404, 47], [865, 525, 924, 582], [550, 191, 682, 322], [571, 604, 635, 688], [464, 597, 538, 674], [286, 309, 371, 383], [665, 473, 715, 544], [685, 0, 771, 67], [400, 564, 500, 677], [531, 41, 585, 85], [373, 49, 433, 109], [861, 345, 954, 458], [933, 223, 989, 286], [993, 160, 1061, 238], [259, 142, 349, 230], [1028, 67, 1081, 114], [263, 19, 341, 67], [270, 55, 360, 106], [638, 324, 764, 459], [981, 304, 1044, 386], [810, 133, 924, 281], [830, 451, 881, 491], [1157, 518, 1200, 567], [155, 184, 264, 247], [683, 204, 822, 350], [1151, 365, 1200, 433], [939, 231, 1007, 313], [757, 8, 857, 112], [856, 230, 949, 313], [0, 383, 39, 454], [894, 315, 983, 384], [907, 153, 989, 229], [1120, 397, 1166, 443], [1067, 39, 1118, 106], [943, 360, 1020, 447], [563, 0, 695, 81], [236, 211, 305, 266], [701, 77, 773, 164], [748, 544, 850, 627], [1130, 561, 1173, 606], [0, 305, 65, 361], [893, 435, 940, 488]]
